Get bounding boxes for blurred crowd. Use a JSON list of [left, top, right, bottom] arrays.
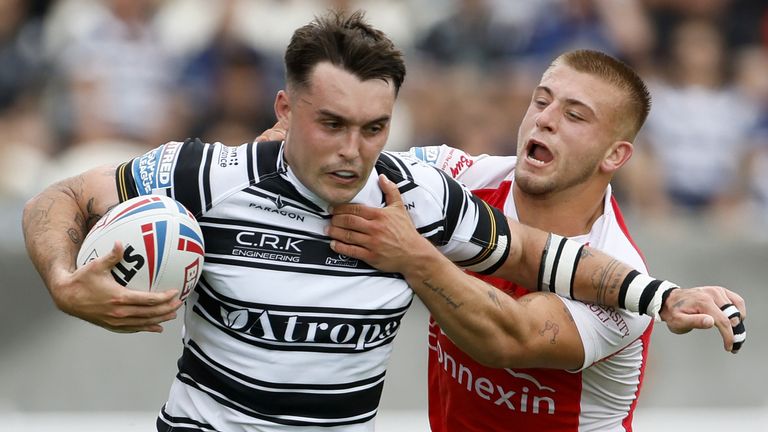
[[1, 0, 768, 231]]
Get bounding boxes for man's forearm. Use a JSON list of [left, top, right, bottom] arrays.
[[399, 238, 535, 366], [22, 178, 94, 293], [493, 219, 675, 317]]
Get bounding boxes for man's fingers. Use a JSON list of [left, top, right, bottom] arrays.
[[725, 290, 747, 321], [329, 239, 370, 262], [118, 289, 182, 307], [92, 240, 124, 270], [327, 224, 370, 247], [378, 174, 403, 207]]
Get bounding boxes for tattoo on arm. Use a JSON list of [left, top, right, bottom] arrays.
[[539, 320, 560, 344], [592, 258, 623, 306], [487, 289, 502, 309], [423, 280, 464, 310]]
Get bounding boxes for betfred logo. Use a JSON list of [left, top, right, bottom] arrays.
[[450, 155, 474, 178]]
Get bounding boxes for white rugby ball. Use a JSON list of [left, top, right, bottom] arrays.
[[77, 195, 205, 301]]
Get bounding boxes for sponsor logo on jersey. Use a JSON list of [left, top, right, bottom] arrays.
[[216, 306, 403, 351], [232, 231, 304, 262], [133, 142, 182, 193], [218, 146, 239, 168], [449, 154, 474, 178], [408, 147, 440, 165], [434, 340, 556, 415], [588, 305, 630, 338], [325, 253, 359, 268], [248, 201, 305, 222]]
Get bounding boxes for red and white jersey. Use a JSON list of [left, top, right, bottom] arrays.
[[404, 145, 653, 432]]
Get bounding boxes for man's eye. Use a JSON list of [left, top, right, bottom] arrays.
[[366, 124, 384, 135], [566, 112, 584, 121]]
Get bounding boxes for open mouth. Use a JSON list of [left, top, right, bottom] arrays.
[[329, 170, 358, 182], [526, 139, 554, 166]]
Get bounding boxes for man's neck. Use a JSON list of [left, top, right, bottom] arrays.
[[512, 182, 607, 237]]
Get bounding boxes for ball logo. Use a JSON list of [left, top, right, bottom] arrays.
[[111, 245, 146, 286]]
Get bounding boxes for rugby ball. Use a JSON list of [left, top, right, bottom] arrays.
[[76, 195, 205, 301]]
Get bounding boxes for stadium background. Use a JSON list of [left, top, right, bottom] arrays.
[[1, 0, 766, 430]]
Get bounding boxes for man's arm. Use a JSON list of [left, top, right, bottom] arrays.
[[328, 175, 746, 353], [21, 165, 181, 333]]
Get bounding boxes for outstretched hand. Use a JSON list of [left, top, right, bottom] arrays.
[[659, 286, 746, 353], [328, 175, 435, 275], [55, 241, 182, 333]]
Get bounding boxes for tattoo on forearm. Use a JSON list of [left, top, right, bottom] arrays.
[[592, 258, 623, 306], [85, 198, 103, 228], [539, 320, 559, 344], [423, 280, 464, 310]]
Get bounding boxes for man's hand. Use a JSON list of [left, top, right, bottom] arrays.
[[328, 175, 434, 277], [53, 241, 183, 333], [659, 286, 746, 353], [254, 122, 287, 143]]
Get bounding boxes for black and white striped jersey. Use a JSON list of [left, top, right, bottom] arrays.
[[115, 138, 510, 431]]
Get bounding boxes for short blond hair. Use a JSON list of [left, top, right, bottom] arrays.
[[551, 50, 651, 140]]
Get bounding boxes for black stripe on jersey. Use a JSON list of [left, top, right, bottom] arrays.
[[176, 341, 382, 426], [115, 162, 138, 201], [250, 140, 327, 213], [192, 282, 407, 353], [242, 187, 327, 218], [196, 276, 410, 315], [200, 216, 325, 238], [456, 200, 511, 275], [200, 222, 399, 277], [204, 255, 395, 278], [255, 140, 282, 182], [157, 406, 217, 432], [243, 183, 326, 216], [245, 141, 255, 185], [201, 142, 215, 211], [171, 138, 206, 216], [376, 153, 419, 196], [434, 168, 470, 246]]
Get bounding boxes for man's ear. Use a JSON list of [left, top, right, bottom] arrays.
[[601, 141, 634, 173], [274, 90, 291, 127]]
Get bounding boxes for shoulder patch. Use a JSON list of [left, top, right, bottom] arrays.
[[131, 141, 184, 194]]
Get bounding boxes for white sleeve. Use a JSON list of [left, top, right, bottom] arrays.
[[561, 297, 652, 372], [402, 145, 516, 189]]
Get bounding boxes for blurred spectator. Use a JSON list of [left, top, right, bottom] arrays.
[[43, 0, 183, 151], [176, 0, 282, 146], [620, 18, 761, 222], [33, 0, 188, 189], [734, 46, 768, 226], [0, 0, 52, 199]]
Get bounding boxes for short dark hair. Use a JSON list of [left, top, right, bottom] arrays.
[[553, 50, 651, 139], [284, 10, 406, 95]]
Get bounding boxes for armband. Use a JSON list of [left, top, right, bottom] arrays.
[[537, 233, 584, 299], [617, 270, 679, 321]]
